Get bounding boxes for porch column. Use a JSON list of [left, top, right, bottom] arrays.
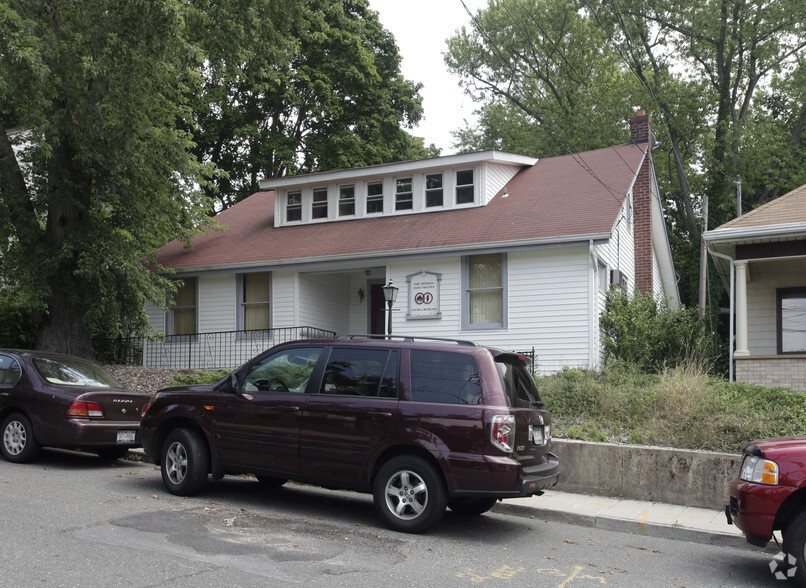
[[734, 260, 749, 357]]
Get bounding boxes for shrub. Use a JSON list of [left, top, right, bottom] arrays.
[[599, 289, 714, 373], [167, 369, 232, 387]]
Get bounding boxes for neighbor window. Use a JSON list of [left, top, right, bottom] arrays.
[[425, 173, 443, 207], [456, 169, 474, 204], [339, 185, 355, 216], [286, 191, 302, 222], [240, 272, 271, 332], [395, 178, 413, 210], [312, 188, 328, 219], [463, 253, 506, 329], [367, 181, 384, 214], [170, 278, 197, 336], [778, 288, 806, 354]]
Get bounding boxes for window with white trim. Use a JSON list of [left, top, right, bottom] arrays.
[[456, 169, 474, 204], [312, 188, 328, 219], [367, 181, 384, 214], [463, 253, 506, 329], [339, 185, 355, 216], [395, 178, 413, 210], [425, 173, 443, 207], [286, 191, 302, 222]]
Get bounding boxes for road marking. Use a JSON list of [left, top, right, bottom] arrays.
[[458, 565, 607, 585]]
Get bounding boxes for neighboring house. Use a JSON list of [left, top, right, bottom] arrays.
[[145, 111, 678, 371], [704, 184, 806, 391]]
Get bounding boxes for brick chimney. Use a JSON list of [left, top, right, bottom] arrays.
[[630, 110, 653, 294]]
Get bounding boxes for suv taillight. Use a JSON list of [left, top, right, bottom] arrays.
[[491, 415, 515, 453]]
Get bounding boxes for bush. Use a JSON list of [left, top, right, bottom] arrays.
[[599, 289, 715, 373], [0, 290, 39, 349], [538, 366, 806, 452], [167, 369, 232, 387]]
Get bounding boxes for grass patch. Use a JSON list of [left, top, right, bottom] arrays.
[[538, 365, 806, 453]]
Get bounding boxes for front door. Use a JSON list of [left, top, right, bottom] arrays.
[[370, 282, 386, 336]]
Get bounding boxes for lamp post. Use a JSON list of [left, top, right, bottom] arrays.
[[382, 279, 399, 337]]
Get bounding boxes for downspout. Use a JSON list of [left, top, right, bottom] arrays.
[[589, 239, 597, 370], [708, 250, 735, 382]]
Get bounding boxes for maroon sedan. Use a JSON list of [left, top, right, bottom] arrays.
[[0, 349, 148, 463]]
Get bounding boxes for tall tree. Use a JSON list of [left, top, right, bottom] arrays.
[[446, 0, 806, 308], [0, 1, 214, 357], [188, 0, 434, 211]]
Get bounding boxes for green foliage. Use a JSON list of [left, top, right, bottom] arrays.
[[188, 0, 432, 210], [599, 289, 714, 373], [539, 366, 806, 453], [167, 370, 232, 387], [0, 288, 39, 349]]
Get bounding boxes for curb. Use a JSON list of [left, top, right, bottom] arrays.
[[494, 502, 778, 553]]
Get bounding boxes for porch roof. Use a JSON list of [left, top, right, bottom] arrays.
[[156, 144, 649, 272]]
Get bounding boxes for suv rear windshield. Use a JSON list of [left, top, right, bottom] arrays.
[[495, 355, 543, 408]]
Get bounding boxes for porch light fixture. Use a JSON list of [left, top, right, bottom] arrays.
[[382, 279, 399, 336], [357, 288, 365, 303]]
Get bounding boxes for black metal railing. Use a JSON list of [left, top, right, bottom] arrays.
[[94, 326, 337, 369]]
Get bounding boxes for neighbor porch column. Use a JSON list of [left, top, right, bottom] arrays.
[[734, 260, 749, 357]]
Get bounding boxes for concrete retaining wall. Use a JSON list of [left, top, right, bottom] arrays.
[[551, 439, 741, 509]]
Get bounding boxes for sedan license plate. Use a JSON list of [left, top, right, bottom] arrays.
[[117, 430, 136, 444]]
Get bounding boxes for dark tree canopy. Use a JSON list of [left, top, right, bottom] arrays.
[[0, 0, 430, 356]]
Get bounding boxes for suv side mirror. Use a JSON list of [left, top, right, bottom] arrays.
[[230, 373, 239, 393]]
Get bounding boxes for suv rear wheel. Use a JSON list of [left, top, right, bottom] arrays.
[[161, 428, 209, 496], [373, 455, 447, 533]]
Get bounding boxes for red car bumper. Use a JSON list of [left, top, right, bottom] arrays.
[[727, 478, 795, 547]]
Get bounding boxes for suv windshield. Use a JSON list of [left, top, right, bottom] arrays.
[[495, 355, 543, 408]]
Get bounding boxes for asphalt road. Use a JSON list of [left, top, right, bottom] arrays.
[[0, 449, 780, 587]]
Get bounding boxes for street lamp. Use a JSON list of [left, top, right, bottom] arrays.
[[382, 279, 399, 337]]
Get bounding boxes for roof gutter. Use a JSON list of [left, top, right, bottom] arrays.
[[702, 222, 806, 244], [162, 232, 613, 276]]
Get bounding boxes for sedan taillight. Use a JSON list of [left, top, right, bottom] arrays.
[[66, 401, 104, 418]]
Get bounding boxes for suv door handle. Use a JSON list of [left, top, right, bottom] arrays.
[[278, 406, 301, 413], [369, 411, 392, 421]]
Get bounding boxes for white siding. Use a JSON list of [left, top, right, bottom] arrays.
[[747, 258, 806, 355], [198, 274, 236, 333], [481, 163, 521, 204], [145, 300, 166, 334], [271, 270, 297, 328], [297, 273, 351, 334]]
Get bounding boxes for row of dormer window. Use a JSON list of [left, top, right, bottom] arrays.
[[284, 169, 475, 224]]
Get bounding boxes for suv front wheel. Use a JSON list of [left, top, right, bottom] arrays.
[[161, 428, 209, 496], [373, 455, 447, 533]]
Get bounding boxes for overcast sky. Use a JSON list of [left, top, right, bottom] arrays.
[[371, 0, 490, 153]]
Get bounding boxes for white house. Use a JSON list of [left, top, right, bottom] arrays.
[[144, 111, 678, 371], [704, 184, 806, 391]]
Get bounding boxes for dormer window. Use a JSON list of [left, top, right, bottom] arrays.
[[287, 191, 302, 222], [426, 173, 443, 207], [456, 170, 474, 204], [339, 185, 355, 216], [367, 181, 384, 214], [396, 178, 413, 211], [312, 188, 328, 219]]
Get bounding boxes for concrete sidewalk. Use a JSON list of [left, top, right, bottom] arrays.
[[496, 490, 778, 552]]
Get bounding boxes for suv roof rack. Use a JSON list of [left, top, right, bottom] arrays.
[[337, 334, 479, 346]]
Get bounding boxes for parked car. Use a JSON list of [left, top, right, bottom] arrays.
[[0, 349, 148, 463], [726, 437, 806, 581], [140, 336, 559, 533]]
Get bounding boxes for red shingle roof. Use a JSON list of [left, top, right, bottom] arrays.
[[156, 144, 649, 271]]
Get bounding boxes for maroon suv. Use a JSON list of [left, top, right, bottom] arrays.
[[727, 437, 806, 581], [140, 336, 559, 533]]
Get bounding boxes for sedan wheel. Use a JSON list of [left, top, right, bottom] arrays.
[[160, 428, 209, 496], [373, 455, 446, 533], [1, 413, 41, 464]]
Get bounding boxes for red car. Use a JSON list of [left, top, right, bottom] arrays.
[[727, 437, 806, 581], [0, 349, 148, 462]]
